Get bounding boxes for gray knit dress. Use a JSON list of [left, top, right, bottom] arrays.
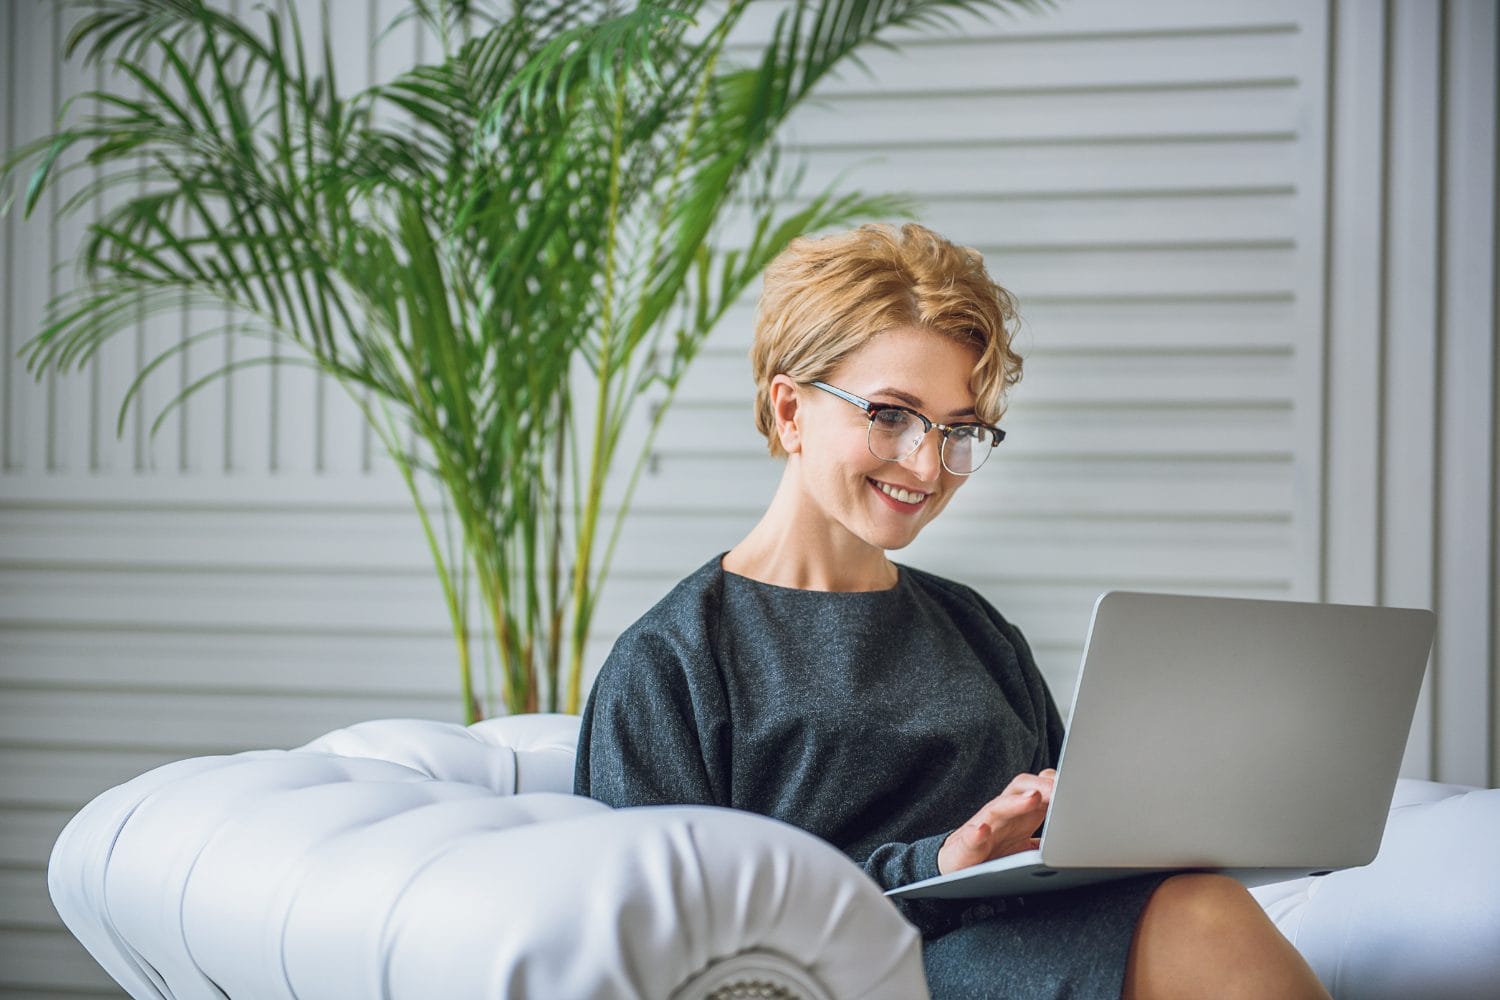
[[576, 556, 1165, 999]]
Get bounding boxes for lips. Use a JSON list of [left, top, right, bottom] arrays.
[[869, 477, 929, 508]]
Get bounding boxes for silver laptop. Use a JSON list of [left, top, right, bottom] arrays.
[[888, 590, 1435, 901]]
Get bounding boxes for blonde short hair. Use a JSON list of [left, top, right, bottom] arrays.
[[750, 223, 1023, 457]]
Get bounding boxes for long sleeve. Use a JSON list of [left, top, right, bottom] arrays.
[[995, 611, 1066, 772], [575, 621, 727, 809], [955, 579, 1067, 772], [861, 831, 963, 937]]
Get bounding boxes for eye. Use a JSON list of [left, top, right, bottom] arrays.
[[871, 408, 910, 429], [948, 424, 985, 443]]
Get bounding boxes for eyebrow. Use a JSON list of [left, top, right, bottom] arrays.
[[869, 386, 977, 420]]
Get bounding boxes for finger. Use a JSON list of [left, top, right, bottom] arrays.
[[973, 790, 1046, 831], [978, 782, 1037, 812], [1007, 775, 1057, 807], [1003, 773, 1056, 800], [999, 788, 1048, 813]]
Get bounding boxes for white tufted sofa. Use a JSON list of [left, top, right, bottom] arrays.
[[48, 714, 1500, 999]]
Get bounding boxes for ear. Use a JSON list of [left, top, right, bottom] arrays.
[[769, 375, 803, 454]]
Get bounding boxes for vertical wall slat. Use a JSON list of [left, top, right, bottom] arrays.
[[1, 1, 14, 473], [319, 3, 378, 476], [1384, 0, 1441, 779], [265, 0, 300, 476], [360, 0, 392, 473], [1323, 0, 1386, 605], [1493, 5, 1500, 790], [136, 262, 181, 471], [222, 0, 270, 475], [1434, 0, 1498, 787], [52, 5, 96, 475], [180, 195, 229, 475], [174, 8, 226, 474], [41, 1, 63, 473], [1292, 2, 1331, 603], [89, 53, 143, 475], [8, 2, 59, 475], [268, 0, 323, 476]]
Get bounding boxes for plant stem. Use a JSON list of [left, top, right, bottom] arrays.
[[565, 62, 628, 714], [545, 390, 567, 713], [387, 414, 481, 723]]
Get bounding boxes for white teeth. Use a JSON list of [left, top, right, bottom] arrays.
[[875, 481, 926, 504]]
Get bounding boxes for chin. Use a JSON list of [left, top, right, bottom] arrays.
[[862, 524, 924, 552]]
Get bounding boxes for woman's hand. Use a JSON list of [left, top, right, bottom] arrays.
[[937, 769, 1057, 875]]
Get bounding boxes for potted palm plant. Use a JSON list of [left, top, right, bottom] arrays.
[[3, 0, 1029, 721]]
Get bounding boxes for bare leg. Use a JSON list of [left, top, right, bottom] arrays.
[[1122, 873, 1330, 1000]]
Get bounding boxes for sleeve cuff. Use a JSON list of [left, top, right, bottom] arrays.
[[910, 830, 947, 882]]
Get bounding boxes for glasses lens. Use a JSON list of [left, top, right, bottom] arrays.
[[867, 408, 924, 461], [941, 426, 994, 475]]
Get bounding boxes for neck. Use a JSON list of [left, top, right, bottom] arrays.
[[723, 460, 897, 592]]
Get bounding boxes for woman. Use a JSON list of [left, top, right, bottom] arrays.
[[576, 223, 1330, 999]]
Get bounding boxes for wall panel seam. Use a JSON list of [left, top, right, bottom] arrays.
[[1316, 0, 1339, 602], [1428, 0, 1450, 777], [1491, 0, 1500, 789], [44, 1, 60, 474], [87, 53, 102, 474], [1, 1, 13, 474], [1375, 0, 1393, 605]]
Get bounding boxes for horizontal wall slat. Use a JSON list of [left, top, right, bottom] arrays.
[[762, 29, 1304, 96], [787, 86, 1299, 147], [0, 569, 450, 633], [1, 808, 73, 869], [676, 348, 1296, 407], [889, 192, 1300, 247], [0, 749, 182, 810], [705, 298, 1301, 352], [0, 926, 119, 994], [0, 866, 57, 930], [0, 689, 453, 754], [731, 0, 1305, 43], [0, 506, 436, 572], [975, 248, 1298, 298], [0, 630, 458, 696], [797, 139, 1300, 198]]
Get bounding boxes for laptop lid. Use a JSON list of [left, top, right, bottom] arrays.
[[1038, 591, 1434, 872]]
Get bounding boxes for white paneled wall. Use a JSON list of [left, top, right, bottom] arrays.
[[1320, 0, 1498, 784], [1, 1, 1496, 995]]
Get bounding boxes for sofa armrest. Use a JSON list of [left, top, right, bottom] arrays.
[[296, 713, 582, 794], [50, 723, 925, 1000], [1252, 780, 1500, 999]]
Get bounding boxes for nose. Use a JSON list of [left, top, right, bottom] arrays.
[[901, 429, 944, 484]]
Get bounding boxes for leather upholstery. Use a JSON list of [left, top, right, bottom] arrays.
[[49, 714, 1498, 999], [49, 715, 926, 1000]]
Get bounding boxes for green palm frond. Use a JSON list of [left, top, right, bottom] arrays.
[[4, 0, 1041, 719]]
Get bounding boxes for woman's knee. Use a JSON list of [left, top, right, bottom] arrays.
[[1127, 874, 1329, 999], [1142, 873, 1265, 939]]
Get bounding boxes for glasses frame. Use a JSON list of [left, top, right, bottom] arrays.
[[807, 381, 1005, 476]]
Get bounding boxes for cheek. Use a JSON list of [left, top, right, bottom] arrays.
[[925, 477, 966, 517], [830, 430, 875, 471]]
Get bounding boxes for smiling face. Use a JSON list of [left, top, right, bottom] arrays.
[[783, 325, 981, 553]]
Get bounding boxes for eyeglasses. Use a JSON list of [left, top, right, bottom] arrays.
[[807, 381, 1005, 476]]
